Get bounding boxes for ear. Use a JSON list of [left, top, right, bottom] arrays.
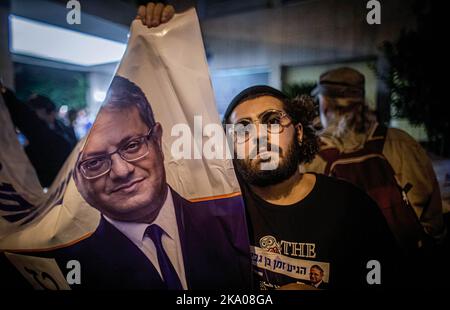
[[295, 123, 304, 144], [152, 122, 164, 158]]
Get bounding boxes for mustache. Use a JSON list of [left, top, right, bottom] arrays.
[[249, 143, 283, 158]]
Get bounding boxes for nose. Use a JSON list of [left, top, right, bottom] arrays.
[[245, 123, 267, 141], [252, 123, 270, 149], [243, 124, 269, 159], [109, 153, 134, 180], [256, 123, 268, 137]]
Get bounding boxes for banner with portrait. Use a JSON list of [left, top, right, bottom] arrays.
[[0, 9, 251, 289]]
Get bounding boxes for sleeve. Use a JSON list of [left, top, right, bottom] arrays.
[[383, 128, 446, 242]]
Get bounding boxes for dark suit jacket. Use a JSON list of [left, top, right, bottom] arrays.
[[315, 281, 328, 289], [1, 189, 252, 289]]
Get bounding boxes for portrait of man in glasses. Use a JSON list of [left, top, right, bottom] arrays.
[[75, 76, 166, 224], [19, 75, 251, 290], [0, 4, 251, 291]]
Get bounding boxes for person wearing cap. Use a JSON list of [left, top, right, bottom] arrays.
[[306, 67, 446, 254], [223, 85, 402, 289]]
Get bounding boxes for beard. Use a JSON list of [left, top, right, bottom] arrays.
[[235, 138, 302, 187]]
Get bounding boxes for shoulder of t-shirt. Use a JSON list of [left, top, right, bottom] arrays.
[[315, 174, 392, 246], [314, 173, 364, 195], [313, 173, 379, 212]]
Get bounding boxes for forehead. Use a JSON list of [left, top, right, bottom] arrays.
[[83, 106, 147, 155], [310, 267, 322, 273], [228, 95, 285, 122]]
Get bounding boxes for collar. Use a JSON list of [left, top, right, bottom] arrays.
[[104, 187, 177, 246], [313, 280, 323, 288]]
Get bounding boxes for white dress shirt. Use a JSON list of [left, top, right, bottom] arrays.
[[105, 189, 187, 289], [313, 280, 323, 288]]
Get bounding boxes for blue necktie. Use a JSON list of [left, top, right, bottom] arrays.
[[145, 224, 183, 290]]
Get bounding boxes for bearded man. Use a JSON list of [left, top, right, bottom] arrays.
[[223, 85, 401, 289]]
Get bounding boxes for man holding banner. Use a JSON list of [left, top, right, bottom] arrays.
[[222, 86, 402, 289]]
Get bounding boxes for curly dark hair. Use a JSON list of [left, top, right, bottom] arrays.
[[282, 95, 320, 164]]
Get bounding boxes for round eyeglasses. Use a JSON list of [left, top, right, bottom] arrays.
[[231, 109, 292, 144], [78, 128, 153, 179]]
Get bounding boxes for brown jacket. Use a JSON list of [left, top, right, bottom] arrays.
[[305, 123, 446, 243]]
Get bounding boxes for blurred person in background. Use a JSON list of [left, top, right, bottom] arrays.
[[1, 86, 75, 188], [306, 67, 446, 270], [66, 108, 79, 143], [28, 95, 77, 148], [73, 108, 93, 140]]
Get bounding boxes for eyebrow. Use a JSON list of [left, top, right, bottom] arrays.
[[234, 117, 252, 124], [233, 110, 284, 124], [82, 133, 142, 159]]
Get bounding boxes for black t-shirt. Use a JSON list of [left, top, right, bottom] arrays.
[[241, 173, 401, 289]]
